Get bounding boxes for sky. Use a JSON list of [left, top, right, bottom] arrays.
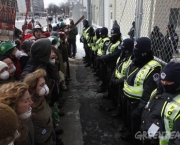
[[44, 0, 68, 8]]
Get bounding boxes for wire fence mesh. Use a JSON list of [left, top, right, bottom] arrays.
[[73, 0, 180, 65]]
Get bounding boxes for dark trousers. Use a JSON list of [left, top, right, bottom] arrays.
[[68, 39, 76, 57], [126, 99, 142, 145], [100, 61, 107, 89]]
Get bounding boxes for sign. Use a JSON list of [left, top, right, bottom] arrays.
[[0, 0, 16, 41]]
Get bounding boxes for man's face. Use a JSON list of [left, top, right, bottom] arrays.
[[34, 30, 42, 38]]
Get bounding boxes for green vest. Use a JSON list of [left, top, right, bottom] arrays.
[[88, 35, 97, 49], [106, 40, 121, 54], [115, 56, 132, 79], [123, 60, 161, 100], [82, 27, 90, 41], [159, 94, 180, 145], [97, 37, 110, 56], [92, 37, 102, 51]]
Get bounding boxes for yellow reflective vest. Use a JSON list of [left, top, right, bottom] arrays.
[[123, 60, 161, 100], [159, 94, 180, 145], [106, 40, 121, 55], [97, 37, 110, 56], [82, 27, 90, 41], [92, 37, 102, 51], [88, 35, 97, 49], [115, 56, 132, 79]]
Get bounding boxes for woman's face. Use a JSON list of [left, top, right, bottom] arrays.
[[16, 90, 33, 115], [50, 50, 56, 59], [35, 77, 45, 95], [3, 58, 14, 70]]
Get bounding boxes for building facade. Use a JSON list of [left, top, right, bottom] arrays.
[[16, 0, 45, 18]]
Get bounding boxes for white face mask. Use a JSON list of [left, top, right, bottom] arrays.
[[8, 141, 14, 145], [9, 66, 16, 73], [39, 84, 49, 96], [54, 45, 58, 49], [49, 59, 55, 65], [19, 107, 32, 119], [15, 50, 21, 59], [0, 71, 9, 80]]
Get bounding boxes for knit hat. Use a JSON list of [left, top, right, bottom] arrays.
[[21, 39, 34, 52], [100, 27, 108, 36], [0, 103, 19, 144], [119, 38, 134, 53], [167, 24, 175, 32], [83, 19, 88, 25], [111, 27, 121, 35], [134, 37, 151, 53], [0, 61, 8, 71], [160, 62, 180, 84]]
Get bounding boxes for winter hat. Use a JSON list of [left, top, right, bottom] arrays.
[[43, 32, 51, 38], [83, 19, 89, 25], [52, 25, 58, 31], [134, 37, 151, 53], [21, 39, 34, 52], [59, 32, 66, 40], [51, 31, 59, 37], [153, 26, 160, 32], [167, 24, 175, 31], [111, 27, 121, 35], [100, 27, 108, 36], [95, 28, 101, 39], [0, 61, 8, 71], [160, 62, 180, 84], [0, 103, 19, 144], [119, 38, 134, 53]]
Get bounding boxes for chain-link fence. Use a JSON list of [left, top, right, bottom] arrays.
[[73, 0, 180, 64], [119, 0, 180, 65]]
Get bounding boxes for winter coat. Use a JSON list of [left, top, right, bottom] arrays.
[[67, 25, 78, 40], [162, 31, 179, 62]]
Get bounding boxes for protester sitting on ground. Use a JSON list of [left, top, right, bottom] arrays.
[[0, 103, 19, 145], [0, 82, 33, 145]]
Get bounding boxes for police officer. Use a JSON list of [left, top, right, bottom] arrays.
[[80, 19, 91, 65], [96, 27, 110, 91], [98, 27, 122, 93], [109, 38, 134, 116], [141, 62, 180, 145], [122, 37, 162, 144], [85, 27, 95, 67], [162, 24, 179, 62], [91, 28, 101, 73]]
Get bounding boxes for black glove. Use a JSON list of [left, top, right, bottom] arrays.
[[111, 78, 124, 85], [99, 55, 106, 60]]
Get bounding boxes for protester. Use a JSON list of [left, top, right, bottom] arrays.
[[0, 82, 34, 145], [67, 19, 78, 58], [23, 69, 63, 145], [0, 103, 19, 145]]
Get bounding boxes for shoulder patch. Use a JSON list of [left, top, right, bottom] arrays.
[[105, 42, 109, 46]]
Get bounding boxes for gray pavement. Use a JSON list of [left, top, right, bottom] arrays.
[[60, 59, 84, 145]]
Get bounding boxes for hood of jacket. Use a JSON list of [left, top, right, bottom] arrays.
[[31, 38, 51, 63]]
